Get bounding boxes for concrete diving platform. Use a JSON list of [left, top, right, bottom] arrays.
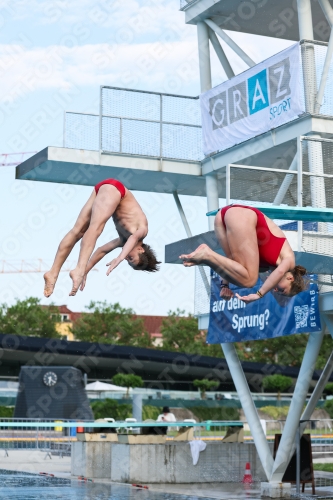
[[72, 439, 268, 483]]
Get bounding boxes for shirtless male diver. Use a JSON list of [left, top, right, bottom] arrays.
[[180, 204, 306, 303], [43, 178, 160, 297]]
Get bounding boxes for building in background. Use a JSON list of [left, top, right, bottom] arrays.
[[53, 305, 165, 346]]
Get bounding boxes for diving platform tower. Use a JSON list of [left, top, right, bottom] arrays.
[[175, 0, 333, 495], [15, 0, 333, 495]]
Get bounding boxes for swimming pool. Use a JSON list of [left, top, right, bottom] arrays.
[[0, 469, 220, 500]]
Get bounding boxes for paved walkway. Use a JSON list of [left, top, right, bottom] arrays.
[[0, 449, 71, 477]]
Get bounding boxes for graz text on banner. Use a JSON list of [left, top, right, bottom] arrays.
[[200, 43, 305, 156]]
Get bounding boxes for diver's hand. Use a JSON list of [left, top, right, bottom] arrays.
[[235, 293, 260, 304], [106, 258, 122, 275], [220, 286, 234, 301]]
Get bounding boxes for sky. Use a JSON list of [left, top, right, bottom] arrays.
[[0, 0, 294, 316]]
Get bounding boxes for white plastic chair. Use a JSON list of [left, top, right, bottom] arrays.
[[125, 418, 137, 433]]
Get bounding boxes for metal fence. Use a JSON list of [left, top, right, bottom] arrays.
[[1, 417, 333, 470], [179, 0, 198, 10], [100, 87, 202, 161], [64, 88, 203, 162], [64, 112, 99, 151], [0, 419, 74, 457]]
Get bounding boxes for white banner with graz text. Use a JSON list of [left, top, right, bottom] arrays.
[[200, 43, 305, 156]]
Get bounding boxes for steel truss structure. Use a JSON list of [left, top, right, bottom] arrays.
[[14, 0, 333, 495]]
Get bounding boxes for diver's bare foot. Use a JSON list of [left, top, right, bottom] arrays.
[[79, 274, 87, 291], [43, 272, 57, 298], [179, 244, 211, 266], [69, 269, 84, 296]]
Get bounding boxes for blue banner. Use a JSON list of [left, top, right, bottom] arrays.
[[207, 271, 321, 344]]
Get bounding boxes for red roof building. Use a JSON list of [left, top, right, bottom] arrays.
[[54, 306, 165, 346]]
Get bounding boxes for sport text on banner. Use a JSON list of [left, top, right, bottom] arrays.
[[207, 271, 321, 344], [200, 43, 305, 156]]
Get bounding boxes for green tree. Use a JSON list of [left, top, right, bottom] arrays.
[[161, 309, 216, 355], [262, 375, 292, 400], [236, 335, 309, 366], [70, 301, 152, 347], [90, 399, 159, 421], [113, 373, 144, 397], [0, 406, 14, 418], [0, 297, 60, 338], [191, 406, 239, 422], [193, 379, 219, 399], [236, 334, 332, 370], [91, 398, 131, 420], [324, 399, 333, 418], [323, 383, 333, 397]]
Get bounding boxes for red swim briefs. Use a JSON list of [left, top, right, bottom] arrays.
[[94, 179, 126, 199]]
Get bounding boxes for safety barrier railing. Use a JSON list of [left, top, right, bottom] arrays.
[[0, 418, 74, 456], [100, 87, 202, 161], [1, 419, 332, 452], [63, 87, 203, 162], [179, 0, 199, 10], [64, 112, 99, 151]]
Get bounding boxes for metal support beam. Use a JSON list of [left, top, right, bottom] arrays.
[[316, 0, 333, 112], [301, 350, 333, 422], [173, 191, 193, 238], [208, 28, 235, 79], [205, 173, 219, 230], [270, 327, 325, 481], [319, 0, 333, 27], [221, 343, 274, 480], [298, 0, 316, 113], [204, 19, 256, 68], [197, 21, 212, 92], [273, 155, 297, 206], [197, 22, 219, 232], [315, 30, 333, 112], [323, 312, 333, 338], [298, 0, 314, 39], [173, 191, 210, 296], [284, 318, 333, 464]]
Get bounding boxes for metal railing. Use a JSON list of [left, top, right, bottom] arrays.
[[179, 0, 199, 10], [0, 418, 74, 457], [64, 87, 203, 162], [1, 418, 333, 456]]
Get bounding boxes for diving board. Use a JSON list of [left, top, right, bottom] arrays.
[[15, 147, 209, 197], [165, 231, 333, 274], [207, 205, 333, 223]]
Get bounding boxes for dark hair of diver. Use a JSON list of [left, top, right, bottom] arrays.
[[135, 244, 161, 272], [289, 265, 308, 296]]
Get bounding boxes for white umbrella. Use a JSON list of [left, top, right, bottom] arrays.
[[85, 381, 124, 391]]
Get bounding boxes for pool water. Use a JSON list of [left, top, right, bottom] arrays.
[[3, 470, 327, 500], [0, 470, 216, 500]]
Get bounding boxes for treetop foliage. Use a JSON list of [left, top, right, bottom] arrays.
[[112, 373, 143, 390], [70, 301, 152, 348], [262, 375, 293, 392], [0, 297, 331, 371], [0, 297, 60, 338]]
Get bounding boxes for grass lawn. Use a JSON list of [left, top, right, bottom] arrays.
[[313, 463, 333, 473]]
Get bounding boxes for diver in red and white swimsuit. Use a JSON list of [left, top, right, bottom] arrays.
[[44, 178, 160, 298], [180, 204, 306, 303]]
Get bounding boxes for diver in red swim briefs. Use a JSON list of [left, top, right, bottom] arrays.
[[44, 179, 160, 297], [180, 204, 307, 303]]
